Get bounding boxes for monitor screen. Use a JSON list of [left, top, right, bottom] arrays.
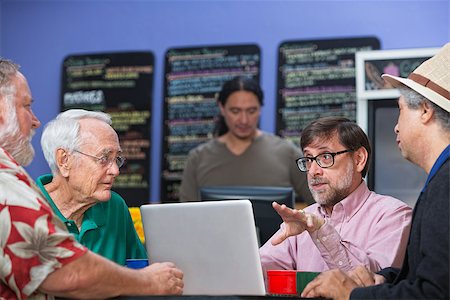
[[199, 186, 294, 246]]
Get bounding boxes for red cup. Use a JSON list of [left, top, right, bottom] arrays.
[[267, 270, 297, 295]]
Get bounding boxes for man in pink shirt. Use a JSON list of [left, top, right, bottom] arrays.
[[260, 117, 412, 275]]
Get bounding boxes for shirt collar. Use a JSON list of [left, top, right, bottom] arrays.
[[85, 202, 106, 226], [422, 144, 450, 192], [1, 147, 47, 199], [36, 174, 67, 220]]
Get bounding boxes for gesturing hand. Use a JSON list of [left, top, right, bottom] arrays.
[[271, 202, 325, 246]]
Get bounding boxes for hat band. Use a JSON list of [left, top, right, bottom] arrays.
[[408, 73, 450, 100]]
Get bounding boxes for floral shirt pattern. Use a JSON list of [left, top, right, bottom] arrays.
[[0, 148, 87, 300]]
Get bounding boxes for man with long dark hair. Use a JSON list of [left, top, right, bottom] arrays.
[[180, 76, 313, 204]]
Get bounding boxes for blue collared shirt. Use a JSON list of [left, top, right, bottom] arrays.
[[422, 144, 450, 193]]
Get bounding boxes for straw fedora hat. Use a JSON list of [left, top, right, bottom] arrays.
[[382, 43, 450, 113]]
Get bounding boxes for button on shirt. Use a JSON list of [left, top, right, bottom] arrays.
[[260, 181, 412, 273]]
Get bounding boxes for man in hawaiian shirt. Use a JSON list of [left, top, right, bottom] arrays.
[[0, 58, 184, 299]]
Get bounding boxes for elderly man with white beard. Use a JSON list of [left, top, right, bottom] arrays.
[[260, 116, 412, 277], [0, 58, 183, 300]]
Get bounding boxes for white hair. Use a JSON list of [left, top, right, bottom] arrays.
[[0, 84, 19, 138], [0, 59, 20, 141], [41, 109, 112, 174]]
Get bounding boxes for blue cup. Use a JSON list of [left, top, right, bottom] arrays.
[[126, 259, 149, 269]]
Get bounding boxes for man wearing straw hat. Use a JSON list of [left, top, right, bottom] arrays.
[[301, 43, 449, 299]]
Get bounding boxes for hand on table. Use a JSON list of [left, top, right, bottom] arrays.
[[347, 265, 386, 287], [142, 262, 184, 295], [301, 269, 357, 300]]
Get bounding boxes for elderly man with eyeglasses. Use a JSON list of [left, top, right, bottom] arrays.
[[260, 116, 412, 277], [36, 109, 147, 265], [1, 59, 183, 299]]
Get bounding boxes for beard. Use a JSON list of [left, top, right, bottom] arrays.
[[10, 130, 35, 166], [308, 161, 354, 207], [0, 107, 35, 166]]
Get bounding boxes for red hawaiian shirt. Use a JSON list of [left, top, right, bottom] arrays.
[[0, 147, 87, 300]]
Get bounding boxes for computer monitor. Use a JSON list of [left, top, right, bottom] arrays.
[[199, 186, 295, 246]]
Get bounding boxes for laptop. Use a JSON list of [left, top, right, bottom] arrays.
[[140, 200, 266, 296]]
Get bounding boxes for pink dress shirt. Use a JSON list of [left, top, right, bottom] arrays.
[[260, 181, 412, 274]]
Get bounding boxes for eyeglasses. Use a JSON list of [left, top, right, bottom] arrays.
[[296, 149, 353, 172], [73, 150, 125, 169]]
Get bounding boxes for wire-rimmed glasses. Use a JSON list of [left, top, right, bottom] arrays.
[[73, 150, 125, 168]]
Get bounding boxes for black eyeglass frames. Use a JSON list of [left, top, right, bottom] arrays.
[[296, 149, 353, 172]]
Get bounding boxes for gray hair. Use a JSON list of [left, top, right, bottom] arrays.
[[398, 87, 450, 132], [0, 58, 20, 121], [41, 109, 112, 174], [0, 58, 19, 94]]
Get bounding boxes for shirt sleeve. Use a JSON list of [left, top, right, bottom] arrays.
[[377, 267, 400, 283], [1, 190, 87, 299], [259, 229, 299, 274], [310, 204, 412, 272], [179, 149, 200, 202]]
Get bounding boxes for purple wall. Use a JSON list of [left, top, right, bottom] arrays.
[[1, 0, 449, 203]]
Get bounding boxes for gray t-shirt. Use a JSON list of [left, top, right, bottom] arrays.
[[179, 133, 313, 203]]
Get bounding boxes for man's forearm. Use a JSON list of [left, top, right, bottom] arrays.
[[39, 251, 155, 298]]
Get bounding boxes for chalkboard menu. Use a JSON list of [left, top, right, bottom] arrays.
[[61, 52, 154, 207], [276, 37, 380, 145], [162, 44, 261, 203]]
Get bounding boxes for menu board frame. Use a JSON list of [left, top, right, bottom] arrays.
[[276, 36, 380, 145], [60, 51, 154, 207], [161, 44, 261, 203]]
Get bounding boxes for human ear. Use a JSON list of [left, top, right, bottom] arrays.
[[353, 146, 368, 174], [55, 148, 71, 177], [218, 101, 225, 116], [420, 101, 434, 124]]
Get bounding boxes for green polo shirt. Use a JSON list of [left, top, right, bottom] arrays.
[[36, 174, 147, 265]]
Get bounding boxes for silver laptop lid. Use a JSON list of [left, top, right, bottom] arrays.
[[140, 200, 266, 295]]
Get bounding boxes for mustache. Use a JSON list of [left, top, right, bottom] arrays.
[[309, 177, 328, 185], [26, 129, 36, 141]]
